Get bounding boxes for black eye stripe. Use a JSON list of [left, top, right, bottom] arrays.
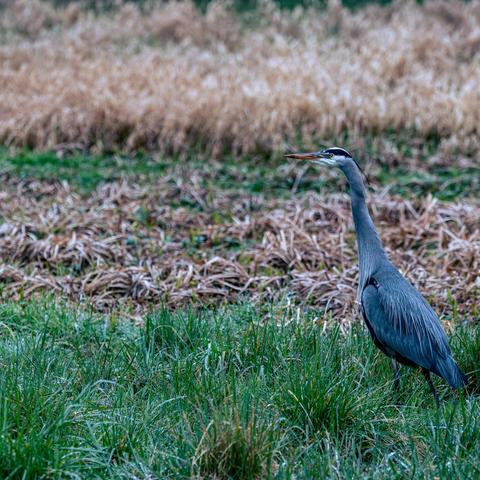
[[324, 147, 352, 158], [323, 147, 364, 175]]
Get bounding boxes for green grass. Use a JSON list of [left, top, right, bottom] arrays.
[[1, 147, 479, 201], [0, 299, 478, 479], [0, 150, 171, 192], [376, 166, 480, 201], [51, 0, 394, 13], [192, 0, 394, 13]]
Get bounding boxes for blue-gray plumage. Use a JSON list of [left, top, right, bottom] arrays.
[[285, 147, 466, 405]]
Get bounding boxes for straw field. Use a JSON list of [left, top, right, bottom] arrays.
[[1, 0, 480, 155], [0, 168, 478, 322]]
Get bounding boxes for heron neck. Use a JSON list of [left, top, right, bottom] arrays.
[[340, 162, 387, 291]]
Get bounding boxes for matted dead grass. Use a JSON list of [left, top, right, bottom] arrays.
[[0, 173, 478, 323], [1, 0, 480, 155]]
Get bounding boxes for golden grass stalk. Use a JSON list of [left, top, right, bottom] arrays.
[[1, 0, 480, 154]]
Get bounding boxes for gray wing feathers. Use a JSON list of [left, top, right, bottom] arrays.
[[362, 267, 465, 387], [434, 355, 467, 389], [362, 285, 447, 370]]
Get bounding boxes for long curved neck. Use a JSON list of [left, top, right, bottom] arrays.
[[339, 160, 387, 294]]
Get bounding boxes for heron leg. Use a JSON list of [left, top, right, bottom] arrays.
[[422, 368, 440, 408], [391, 359, 400, 392]]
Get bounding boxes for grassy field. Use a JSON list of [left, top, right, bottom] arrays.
[[0, 299, 479, 479], [0, 148, 478, 478], [1, 145, 479, 199]]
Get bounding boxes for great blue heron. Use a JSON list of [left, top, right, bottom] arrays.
[[285, 147, 466, 406]]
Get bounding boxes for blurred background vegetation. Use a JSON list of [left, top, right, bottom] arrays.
[[46, 0, 395, 11]]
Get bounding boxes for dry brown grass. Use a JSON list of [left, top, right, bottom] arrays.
[[0, 173, 478, 322], [1, 0, 480, 155]]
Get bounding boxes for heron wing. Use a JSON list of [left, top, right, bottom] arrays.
[[361, 268, 451, 371]]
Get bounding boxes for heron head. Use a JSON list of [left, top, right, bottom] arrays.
[[284, 147, 353, 167]]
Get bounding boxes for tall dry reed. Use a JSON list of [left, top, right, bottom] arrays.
[[1, 0, 480, 155]]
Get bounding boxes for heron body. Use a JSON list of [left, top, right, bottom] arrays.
[[285, 147, 466, 404]]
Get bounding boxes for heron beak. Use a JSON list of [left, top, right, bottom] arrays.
[[283, 151, 327, 161], [284, 151, 336, 166]]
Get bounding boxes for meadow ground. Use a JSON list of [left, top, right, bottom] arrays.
[[0, 147, 478, 318], [0, 299, 479, 479], [0, 147, 478, 479]]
